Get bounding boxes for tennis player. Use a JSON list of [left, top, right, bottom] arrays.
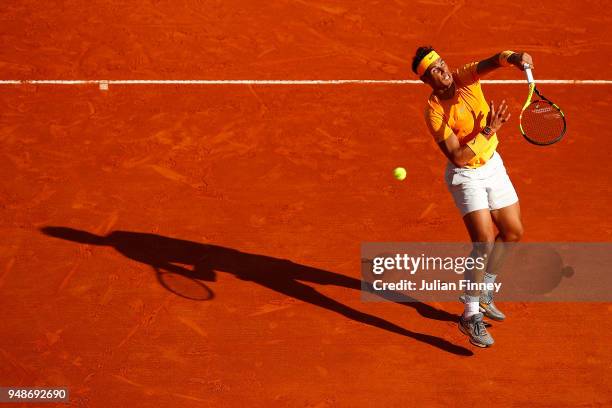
[[412, 47, 532, 347]]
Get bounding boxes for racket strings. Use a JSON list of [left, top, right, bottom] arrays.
[[521, 100, 566, 145]]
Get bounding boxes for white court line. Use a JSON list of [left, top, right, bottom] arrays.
[[0, 79, 611, 85]]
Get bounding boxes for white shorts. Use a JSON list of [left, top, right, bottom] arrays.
[[445, 152, 519, 216]]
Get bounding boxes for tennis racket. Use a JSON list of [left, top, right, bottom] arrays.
[[519, 64, 567, 146]]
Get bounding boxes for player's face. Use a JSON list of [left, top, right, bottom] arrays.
[[425, 58, 453, 90]]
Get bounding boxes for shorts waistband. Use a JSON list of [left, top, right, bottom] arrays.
[[447, 151, 501, 174]]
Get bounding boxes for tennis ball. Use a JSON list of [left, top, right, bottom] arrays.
[[393, 167, 407, 181]]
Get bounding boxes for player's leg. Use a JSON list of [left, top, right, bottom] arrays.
[[480, 156, 522, 320], [469, 202, 522, 321], [458, 209, 496, 347], [446, 165, 496, 346], [488, 201, 523, 279], [491, 201, 523, 243], [462, 208, 497, 294]]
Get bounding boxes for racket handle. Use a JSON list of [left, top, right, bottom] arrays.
[[523, 63, 535, 85]]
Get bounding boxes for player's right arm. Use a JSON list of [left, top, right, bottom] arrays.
[[427, 101, 510, 167], [437, 132, 479, 168]]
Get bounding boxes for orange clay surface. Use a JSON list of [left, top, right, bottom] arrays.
[[1, 1, 612, 407]]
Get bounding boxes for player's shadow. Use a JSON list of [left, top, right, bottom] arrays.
[[41, 227, 471, 356]]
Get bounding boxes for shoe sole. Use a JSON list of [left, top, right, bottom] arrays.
[[458, 321, 492, 348]]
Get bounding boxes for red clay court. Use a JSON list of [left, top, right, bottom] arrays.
[[1, 1, 611, 407]]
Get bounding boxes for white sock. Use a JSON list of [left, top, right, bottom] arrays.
[[463, 295, 480, 319]]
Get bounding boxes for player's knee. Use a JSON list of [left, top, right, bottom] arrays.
[[502, 225, 523, 242], [474, 232, 496, 245], [472, 234, 495, 256]]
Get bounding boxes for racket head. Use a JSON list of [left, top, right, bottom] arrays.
[[519, 90, 567, 146], [155, 267, 214, 301]]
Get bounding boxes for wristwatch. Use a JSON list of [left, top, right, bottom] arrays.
[[482, 126, 493, 136]]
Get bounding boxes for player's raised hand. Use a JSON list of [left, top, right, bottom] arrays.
[[486, 100, 511, 134], [510, 52, 534, 70]]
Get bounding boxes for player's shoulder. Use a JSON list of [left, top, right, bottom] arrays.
[[424, 96, 445, 121], [424, 94, 443, 114], [454, 61, 480, 87]]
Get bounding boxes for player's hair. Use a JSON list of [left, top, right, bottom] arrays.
[[411, 46, 435, 75]]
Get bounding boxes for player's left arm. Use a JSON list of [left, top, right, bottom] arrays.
[[476, 51, 534, 76]]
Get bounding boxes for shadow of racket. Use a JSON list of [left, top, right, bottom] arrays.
[[154, 265, 214, 301]]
